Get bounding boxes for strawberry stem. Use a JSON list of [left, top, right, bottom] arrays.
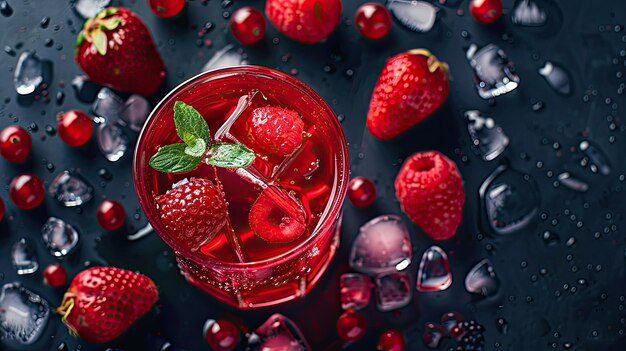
[[56, 292, 79, 337]]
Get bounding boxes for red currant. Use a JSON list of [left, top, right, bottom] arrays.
[[148, 0, 186, 19], [469, 0, 503, 25], [96, 200, 126, 231], [348, 176, 377, 208], [336, 310, 368, 342], [9, 174, 45, 210], [0, 197, 5, 222], [203, 319, 241, 351], [43, 264, 68, 288], [0, 126, 32, 163], [378, 330, 406, 351], [230, 7, 266, 46], [355, 3, 393, 40], [57, 110, 93, 147]]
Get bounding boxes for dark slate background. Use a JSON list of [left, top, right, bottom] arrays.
[[1, 0, 626, 350]]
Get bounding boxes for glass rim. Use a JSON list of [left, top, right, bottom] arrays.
[[133, 65, 350, 269]]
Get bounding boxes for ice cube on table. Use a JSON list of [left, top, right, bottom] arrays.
[[538, 61, 571, 96], [201, 44, 248, 73], [97, 123, 129, 162], [13, 51, 43, 95], [11, 238, 38, 275], [119, 94, 150, 132], [557, 172, 589, 192], [48, 170, 93, 207], [467, 44, 520, 99], [246, 314, 311, 351], [73, 0, 111, 19], [464, 110, 509, 161], [416, 246, 452, 292], [511, 0, 547, 27], [386, 0, 438, 33], [349, 215, 412, 276], [465, 259, 500, 297], [0, 282, 50, 345], [340, 273, 372, 310], [92, 87, 124, 124], [41, 217, 79, 257], [71, 75, 101, 103], [374, 272, 412, 312]]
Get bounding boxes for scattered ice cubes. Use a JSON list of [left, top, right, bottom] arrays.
[[386, 0, 438, 33], [416, 246, 452, 292], [0, 282, 50, 345], [349, 215, 412, 276], [119, 94, 150, 132], [71, 75, 101, 103], [479, 165, 540, 235], [340, 273, 372, 310], [464, 110, 509, 161], [538, 62, 571, 96], [579, 140, 611, 175], [465, 259, 500, 297], [48, 170, 93, 207], [41, 217, 79, 257], [73, 0, 111, 19], [246, 314, 311, 351], [466, 44, 520, 99], [557, 172, 589, 192], [202, 44, 248, 73], [14, 51, 43, 95], [97, 123, 129, 162], [374, 272, 412, 312], [423, 322, 448, 348], [11, 239, 38, 275], [511, 0, 547, 27], [92, 88, 124, 124]]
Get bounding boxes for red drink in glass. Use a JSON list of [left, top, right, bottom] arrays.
[[133, 66, 349, 309]]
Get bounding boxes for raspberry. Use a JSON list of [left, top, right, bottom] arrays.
[[249, 187, 306, 243], [246, 106, 304, 157]]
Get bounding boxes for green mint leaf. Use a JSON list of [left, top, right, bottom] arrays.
[[148, 143, 201, 173], [206, 143, 255, 169], [173, 101, 210, 148], [184, 138, 206, 157]]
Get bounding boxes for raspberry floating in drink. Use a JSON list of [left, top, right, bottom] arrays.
[[10, 173, 45, 210], [0, 125, 32, 163], [355, 3, 393, 40], [57, 110, 93, 147], [230, 7, 266, 46], [43, 264, 68, 288], [96, 200, 126, 231]]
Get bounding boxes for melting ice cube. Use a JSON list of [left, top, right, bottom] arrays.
[[14, 51, 43, 95], [579, 140, 611, 176], [119, 94, 150, 132], [557, 172, 589, 192], [41, 217, 79, 257], [340, 273, 372, 310], [538, 62, 571, 96], [467, 44, 520, 99], [0, 282, 50, 345], [479, 165, 539, 235], [465, 259, 500, 297], [464, 110, 509, 161], [246, 314, 311, 351], [511, 0, 547, 27], [202, 44, 248, 73], [11, 239, 38, 275], [92, 88, 124, 124], [48, 170, 93, 207], [349, 215, 412, 276], [386, 0, 438, 33], [416, 246, 452, 292], [97, 123, 129, 162], [73, 0, 111, 19], [374, 272, 412, 312], [71, 75, 101, 103]]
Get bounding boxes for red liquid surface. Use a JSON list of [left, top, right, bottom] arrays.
[[135, 68, 347, 308]]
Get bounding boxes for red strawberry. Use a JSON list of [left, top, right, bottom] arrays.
[[266, 0, 342, 44], [395, 151, 465, 240], [56, 267, 158, 344], [156, 178, 227, 250], [246, 106, 304, 157], [75, 7, 166, 96], [367, 49, 450, 141], [249, 187, 306, 243]]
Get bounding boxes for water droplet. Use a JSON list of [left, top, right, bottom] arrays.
[[465, 259, 500, 297], [386, 0, 438, 33], [538, 62, 572, 96], [557, 172, 589, 192], [11, 238, 39, 275], [495, 318, 508, 334], [416, 246, 452, 292], [541, 230, 560, 246], [0, 0, 13, 16], [579, 140, 611, 175], [464, 110, 509, 161], [511, 0, 547, 26]]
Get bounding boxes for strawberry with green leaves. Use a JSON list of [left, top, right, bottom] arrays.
[[56, 267, 158, 344], [75, 7, 166, 96]]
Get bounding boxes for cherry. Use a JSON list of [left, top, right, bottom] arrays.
[[229, 7, 266, 46], [0, 197, 5, 222], [355, 3, 393, 40], [57, 110, 93, 147], [348, 176, 377, 208], [336, 310, 368, 342], [43, 264, 68, 288], [148, 0, 186, 19], [96, 200, 126, 231], [0, 126, 32, 163], [203, 319, 241, 351], [378, 330, 406, 351], [9, 174, 45, 210], [469, 0, 503, 25]]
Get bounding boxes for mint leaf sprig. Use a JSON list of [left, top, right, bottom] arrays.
[[149, 101, 255, 173]]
